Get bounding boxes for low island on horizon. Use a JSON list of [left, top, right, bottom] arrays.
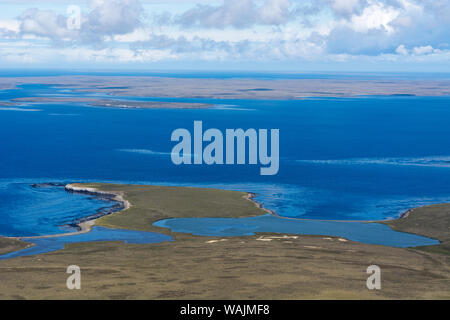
[[1, 73, 450, 111]]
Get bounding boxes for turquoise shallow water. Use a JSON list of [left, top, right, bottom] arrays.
[[0, 226, 173, 260], [153, 214, 439, 248]]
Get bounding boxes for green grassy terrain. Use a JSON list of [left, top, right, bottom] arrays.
[[0, 183, 448, 299], [0, 238, 28, 256], [90, 183, 265, 236], [385, 204, 450, 256]]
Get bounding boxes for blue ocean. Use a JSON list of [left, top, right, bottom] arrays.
[[1, 75, 450, 249]]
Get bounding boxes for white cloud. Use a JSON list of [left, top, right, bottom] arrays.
[[19, 8, 76, 40], [331, 0, 361, 16], [18, 0, 143, 44], [63, 46, 174, 62], [86, 0, 143, 36], [413, 45, 434, 55], [395, 44, 408, 55], [258, 0, 291, 25], [0, 19, 20, 33], [348, 1, 399, 34], [176, 0, 295, 29], [0, 0, 449, 68], [394, 44, 442, 56]]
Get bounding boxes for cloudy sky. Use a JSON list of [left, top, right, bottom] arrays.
[[0, 0, 449, 71]]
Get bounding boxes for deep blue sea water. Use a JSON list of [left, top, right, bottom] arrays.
[[0, 182, 114, 236], [1, 80, 450, 247]]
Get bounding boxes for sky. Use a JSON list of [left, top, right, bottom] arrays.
[[0, 0, 448, 72]]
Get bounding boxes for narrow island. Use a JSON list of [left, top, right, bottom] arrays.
[[11, 97, 212, 109]]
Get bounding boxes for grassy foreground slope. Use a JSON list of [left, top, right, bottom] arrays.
[[0, 183, 448, 299], [0, 238, 28, 255]]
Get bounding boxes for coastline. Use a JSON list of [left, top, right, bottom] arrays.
[[246, 191, 416, 223], [400, 208, 414, 219], [1, 183, 448, 299], [11, 97, 213, 109], [62, 183, 131, 232], [9, 183, 130, 240], [14, 183, 422, 242]]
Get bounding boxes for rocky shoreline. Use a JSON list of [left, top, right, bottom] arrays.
[[15, 183, 130, 240], [64, 184, 130, 228]]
